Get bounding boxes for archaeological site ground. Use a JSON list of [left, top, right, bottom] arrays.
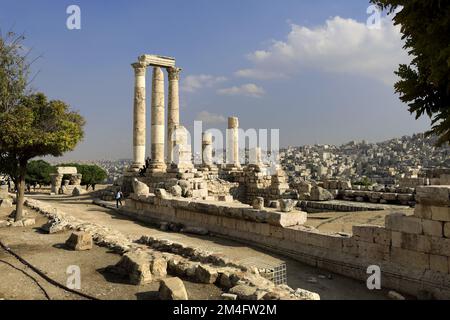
[[1, 0, 450, 315]]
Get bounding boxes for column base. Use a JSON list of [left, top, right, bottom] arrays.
[[147, 162, 167, 173], [128, 163, 144, 172]]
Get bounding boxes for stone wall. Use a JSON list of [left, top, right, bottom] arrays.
[[123, 185, 450, 299]]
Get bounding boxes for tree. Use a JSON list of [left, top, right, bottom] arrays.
[[61, 163, 107, 190], [26, 160, 55, 187], [370, 0, 450, 145]]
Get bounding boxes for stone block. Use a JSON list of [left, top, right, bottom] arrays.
[[414, 204, 433, 219], [159, 277, 188, 300], [395, 232, 432, 253], [390, 248, 430, 270], [352, 225, 375, 243], [113, 251, 152, 285], [385, 213, 406, 231], [431, 206, 450, 222], [422, 219, 443, 237], [195, 265, 218, 284], [430, 237, 450, 257], [399, 216, 423, 235], [65, 232, 93, 251], [430, 254, 449, 273], [0, 198, 13, 208], [373, 227, 391, 246], [267, 210, 307, 227], [445, 223, 450, 238], [279, 199, 297, 212], [229, 284, 257, 300], [252, 197, 264, 210], [416, 186, 450, 206]]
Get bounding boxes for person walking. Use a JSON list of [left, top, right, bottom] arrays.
[[115, 190, 123, 208]]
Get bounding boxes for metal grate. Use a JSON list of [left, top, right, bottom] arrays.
[[238, 257, 287, 285]]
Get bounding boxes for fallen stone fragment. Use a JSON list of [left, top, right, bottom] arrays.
[[252, 197, 264, 210], [0, 220, 9, 228], [295, 288, 320, 300], [23, 218, 35, 227], [159, 277, 188, 300], [221, 293, 237, 300], [388, 290, 405, 300], [195, 264, 218, 284], [113, 251, 153, 285], [181, 226, 209, 236], [0, 198, 13, 208], [279, 199, 297, 213], [65, 232, 93, 251], [229, 284, 257, 300]]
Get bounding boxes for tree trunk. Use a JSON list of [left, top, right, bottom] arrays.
[[15, 162, 27, 222]]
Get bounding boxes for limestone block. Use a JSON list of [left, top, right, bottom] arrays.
[[221, 293, 238, 300], [72, 186, 86, 196], [357, 241, 389, 261], [381, 193, 397, 201], [445, 223, 450, 238], [431, 206, 450, 222], [114, 251, 152, 285], [279, 199, 297, 212], [416, 186, 450, 206], [352, 225, 376, 243], [56, 166, 77, 175], [430, 237, 450, 257], [132, 178, 150, 196], [373, 228, 391, 246], [414, 204, 433, 219], [168, 185, 182, 197], [150, 255, 168, 279], [268, 211, 307, 227], [159, 277, 188, 300], [393, 232, 431, 253], [310, 186, 334, 201], [385, 213, 406, 231], [65, 232, 93, 251], [0, 198, 13, 208], [430, 254, 449, 273], [229, 284, 257, 300], [252, 197, 264, 210], [390, 247, 430, 270], [23, 218, 35, 227], [195, 265, 218, 284], [399, 216, 423, 235], [422, 219, 443, 237]]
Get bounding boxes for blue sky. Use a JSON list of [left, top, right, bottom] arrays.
[[0, 0, 429, 160]]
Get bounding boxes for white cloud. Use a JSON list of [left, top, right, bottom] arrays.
[[217, 83, 265, 98], [195, 111, 227, 124], [181, 74, 227, 93], [237, 16, 409, 85]]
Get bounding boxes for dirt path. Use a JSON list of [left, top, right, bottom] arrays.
[[0, 208, 222, 300], [22, 193, 392, 300]]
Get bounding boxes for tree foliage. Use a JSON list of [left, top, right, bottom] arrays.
[[25, 160, 55, 186], [370, 0, 450, 145], [0, 31, 85, 220]]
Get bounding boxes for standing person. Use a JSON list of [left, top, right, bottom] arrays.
[[115, 189, 123, 208]]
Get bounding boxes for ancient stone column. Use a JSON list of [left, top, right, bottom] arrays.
[[226, 117, 240, 168], [50, 174, 63, 194], [149, 67, 167, 172], [167, 67, 181, 164], [202, 132, 214, 167], [131, 62, 147, 171]]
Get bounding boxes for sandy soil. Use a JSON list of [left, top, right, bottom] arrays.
[[0, 207, 222, 300]]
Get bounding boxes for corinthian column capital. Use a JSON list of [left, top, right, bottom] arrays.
[[167, 67, 182, 81], [132, 62, 147, 76]]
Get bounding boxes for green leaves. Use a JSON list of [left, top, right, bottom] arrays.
[[371, 0, 450, 145]]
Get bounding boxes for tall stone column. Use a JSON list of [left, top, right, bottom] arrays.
[[202, 132, 214, 168], [226, 117, 240, 168], [149, 67, 167, 172], [167, 67, 181, 164], [131, 62, 147, 171]]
